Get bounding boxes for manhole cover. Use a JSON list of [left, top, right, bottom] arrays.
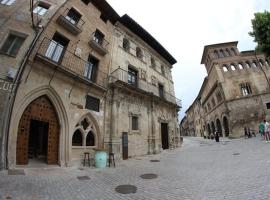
[[140, 173, 158, 179], [150, 160, 160, 162], [233, 153, 240, 155], [115, 185, 137, 194], [77, 176, 90, 181], [8, 169, 25, 175]]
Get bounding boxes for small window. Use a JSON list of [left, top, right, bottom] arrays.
[[33, 2, 50, 16], [161, 65, 165, 75], [93, 29, 104, 45], [100, 14, 107, 23], [216, 92, 222, 102], [1, 33, 26, 57], [246, 61, 251, 68], [219, 49, 225, 58], [226, 48, 231, 56], [214, 50, 219, 58], [0, 0, 15, 5], [231, 48, 237, 56], [132, 116, 138, 130], [238, 63, 243, 69], [265, 60, 269, 66], [158, 83, 164, 98], [211, 97, 216, 107], [207, 103, 211, 111], [86, 131, 95, 146], [231, 64, 236, 71], [123, 38, 130, 52], [252, 61, 257, 68], [266, 102, 270, 109], [128, 66, 138, 87], [151, 57, 156, 68], [222, 65, 228, 72], [240, 83, 252, 96], [85, 95, 100, 112], [81, 0, 90, 5], [136, 47, 143, 59], [72, 130, 83, 146], [259, 60, 264, 67], [65, 8, 82, 25]]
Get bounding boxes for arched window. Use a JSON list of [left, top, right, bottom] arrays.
[[238, 63, 243, 69], [223, 65, 228, 72], [265, 59, 269, 66], [136, 47, 143, 59], [246, 61, 251, 68], [226, 48, 231, 56], [72, 130, 83, 146], [220, 49, 225, 58], [252, 61, 257, 68], [231, 48, 237, 56], [231, 64, 236, 71], [214, 50, 219, 58], [123, 38, 130, 52], [86, 131, 95, 146], [259, 59, 264, 67]]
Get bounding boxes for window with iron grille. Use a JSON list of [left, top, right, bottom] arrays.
[[240, 83, 252, 96], [1, 33, 26, 57], [132, 116, 138, 130], [1, 0, 16, 5], [65, 8, 82, 25], [85, 95, 100, 112]]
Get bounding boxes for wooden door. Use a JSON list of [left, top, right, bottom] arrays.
[[16, 95, 59, 165], [161, 123, 169, 150], [122, 132, 128, 160]]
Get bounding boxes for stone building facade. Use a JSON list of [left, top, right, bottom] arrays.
[[1, 0, 180, 169], [182, 41, 270, 138], [0, 0, 67, 169]]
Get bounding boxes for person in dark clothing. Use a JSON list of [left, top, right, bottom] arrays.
[[215, 131, 219, 142], [244, 127, 248, 139]]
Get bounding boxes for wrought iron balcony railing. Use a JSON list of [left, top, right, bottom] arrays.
[[57, 8, 85, 35], [109, 67, 182, 108], [35, 37, 108, 89], [89, 32, 109, 55]]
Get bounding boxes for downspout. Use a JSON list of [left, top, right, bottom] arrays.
[[3, 0, 68, 169]]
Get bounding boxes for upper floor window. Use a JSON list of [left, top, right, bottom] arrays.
[[158, 83, 164, 98], [85, 95, 100, 112], [136, 47, 143, 59], [231, 48, 237, 56], [33, 2, 50, 16], [238, 63, 244, 69], [211, 97, 216, 107], [93, 29, 104, 45], [161, 65, 165, 75], [1, 33, 26, 57], [216, 92, 222, 102], [246, 61, 251, 68], [151, 57, 156, 68], [230, 64, 236, 71], [214, 50, 219, 59], [225, 48, 231, 56], [222, 65, 228, 72], [84, 56, 99, 82], [240, 83, 252, 96], [100, 14, 107, 23], [0, 0, 15, 5], [128, 66, 138, 87], [132, 116, 139, 130], [65, 8, 82, 25], [252, 61, 257, 68], [219, 49, 225, 58], [123, 38, 130, 52]]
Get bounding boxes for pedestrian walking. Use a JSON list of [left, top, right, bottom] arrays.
[[264, 120, 270, 143], [259, 121, 265, 140], [244, 127, 248, 139]]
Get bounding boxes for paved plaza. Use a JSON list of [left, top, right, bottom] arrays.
[[1, 136, 270, 200]]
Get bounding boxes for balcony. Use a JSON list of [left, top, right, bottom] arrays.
[[88, 32, 109, 56], [57, 8, 85, 35], [109, 67, 182, 108], [35, 37, 108, 89]]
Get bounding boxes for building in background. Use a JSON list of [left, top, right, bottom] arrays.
[[182, 41, 270, 138]]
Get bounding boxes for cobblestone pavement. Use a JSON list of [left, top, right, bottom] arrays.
[[1, 136, 270, 200]]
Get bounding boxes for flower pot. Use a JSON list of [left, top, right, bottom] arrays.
[[95, 150, 107, 168]]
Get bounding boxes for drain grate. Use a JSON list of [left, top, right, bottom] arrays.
[[115, 185, 137, 194], [140, 173, 158, 179], [77, 176, 90, 181], [8, 169, 25, 176], [150, 160, 160, 162], [233, 152, 240, 156]]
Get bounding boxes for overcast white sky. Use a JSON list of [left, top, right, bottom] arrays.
[[106, 0, 270, 119]]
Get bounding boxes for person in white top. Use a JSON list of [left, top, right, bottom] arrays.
[[264, 120, 270, 143]]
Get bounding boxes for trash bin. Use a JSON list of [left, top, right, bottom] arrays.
[[95, 150, 107, 168]]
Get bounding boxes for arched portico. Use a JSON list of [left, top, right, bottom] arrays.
[[216, 118, 222, 137], [223, 116, 229, 137]]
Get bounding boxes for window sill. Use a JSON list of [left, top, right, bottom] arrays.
[[0, 51, 16, 58]]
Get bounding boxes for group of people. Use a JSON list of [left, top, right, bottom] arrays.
[[259, 120, 270, 143], [244, 127, 256, 138]]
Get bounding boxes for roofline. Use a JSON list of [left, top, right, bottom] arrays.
[[91, 0, 120, 24], [118, 14, 177, 65], [201, 41, 238, 64]]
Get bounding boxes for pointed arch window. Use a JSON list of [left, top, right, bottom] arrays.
[[238, 63, 243, 69], [252, 61, 257, 68], [223, 65, 228, 72], [86, 131, 95, 146], [72, 130, 83, 146], [231, 64, 236, 71], [226, 48, 231, 56], [214, 50, 219, 58], [246, 61, 251, 68]]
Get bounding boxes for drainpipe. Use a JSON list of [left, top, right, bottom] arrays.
[[109, 86, 114, 154]]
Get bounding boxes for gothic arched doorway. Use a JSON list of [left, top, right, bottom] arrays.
[[16, 95, 59, 165], [216, 119, 222, 137], [223, 116, 229, 137]]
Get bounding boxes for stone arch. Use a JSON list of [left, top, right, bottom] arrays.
[[223, 116, 229, 137], [216, 118, 222, 137], [10, 86, 68, 167]]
